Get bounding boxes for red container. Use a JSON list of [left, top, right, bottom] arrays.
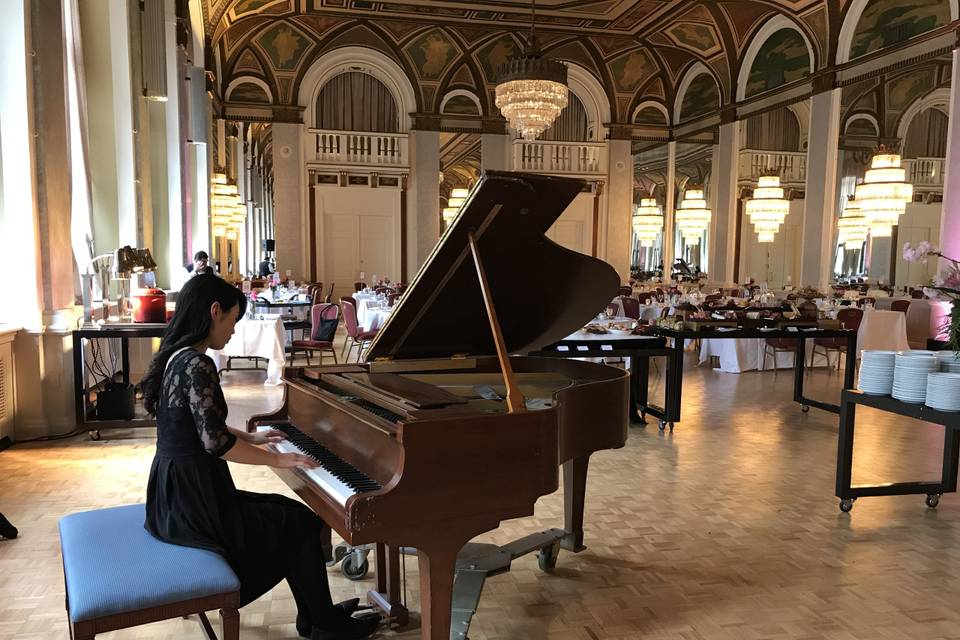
[[132, 288, 167, 323]]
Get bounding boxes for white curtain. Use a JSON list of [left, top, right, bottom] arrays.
[[63, 0, 95, 292]]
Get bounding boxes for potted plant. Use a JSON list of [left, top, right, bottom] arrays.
[[903, 241, 960, 353]]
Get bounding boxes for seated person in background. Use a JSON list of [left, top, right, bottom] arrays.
[[258, 255, 274, 278], [187, 250, 210, 276]]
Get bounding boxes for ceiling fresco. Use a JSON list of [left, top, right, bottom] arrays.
[[207, 0, 957, 126]]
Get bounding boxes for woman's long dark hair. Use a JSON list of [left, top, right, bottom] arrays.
[[141, 273, 247, 415]]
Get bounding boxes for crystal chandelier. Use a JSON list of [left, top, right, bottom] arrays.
[[854, 147, 913, 238], [442, 187, 470, 226], [745, 175, 789, 243], [837, 196, 868, 250], [494, 0, 568, 141], [675, 188, 711, 246], [632, 197, 663, 248], [211, 172, 246, 239]]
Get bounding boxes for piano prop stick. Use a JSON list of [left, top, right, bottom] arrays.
[[466, 229, 525, 413], [248, 171, 629, 640]]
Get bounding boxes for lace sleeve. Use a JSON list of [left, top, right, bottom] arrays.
[[184, 354, 237, 457]]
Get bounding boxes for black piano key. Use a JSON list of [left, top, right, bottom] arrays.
[[273, 423, 382, 492]]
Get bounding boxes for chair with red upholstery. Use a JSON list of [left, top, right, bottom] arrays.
[[324, 283, 335, 303], [341, 300, 378, 363], [890, 299, 911, 313], [290, 303, 340, 366], [618, 296, 640, 320], [811, 307, 863, 372], [618, 285, 632, 297], [353, 281, 366, 292], [856, 297, 875, 307], [762, 337, 797, 375]]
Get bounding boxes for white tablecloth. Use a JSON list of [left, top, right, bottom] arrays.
[[355, 298, 392, 330], [698, 337, 830, 373], [857, 309, 910, 353], [609, 299, 663, 322], [208, 315, 286, 385]]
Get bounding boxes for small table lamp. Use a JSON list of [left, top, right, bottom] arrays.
[[112, 246, 157, 321]]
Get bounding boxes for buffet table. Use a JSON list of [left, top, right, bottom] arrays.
[[698, 336, 830, 373]]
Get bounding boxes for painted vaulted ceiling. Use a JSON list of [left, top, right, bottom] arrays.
[[202, 0, 956, 126]]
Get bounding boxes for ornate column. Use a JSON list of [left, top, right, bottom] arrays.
[[480, 118, 511, 172], [663, 140, 677, 278], [940, 45, 960, 263], [605, 125, 634, 283], [709, 108, 740, 284], [800, 72, 842, 289], [406, 115, 441, 279], [272, 120, 305, 280]]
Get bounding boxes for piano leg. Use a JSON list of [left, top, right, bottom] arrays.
[[368, 544, 409, 627], [561, 455, 589, 552], [416, 545, 460, 640]]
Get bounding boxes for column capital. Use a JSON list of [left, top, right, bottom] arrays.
[[810, 70, 838, 95], [411, 113, 443, 130], [606, 123, 634, 140], [719, 106, 737, 125]]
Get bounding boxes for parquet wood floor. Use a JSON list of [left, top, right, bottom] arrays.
[[2, 353, 960, 639]]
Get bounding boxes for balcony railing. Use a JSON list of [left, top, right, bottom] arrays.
[[738, 149, 807, 184], [904, 157, 945, 189], [306, 129, 408, 167], [513, 140, 607, 176]]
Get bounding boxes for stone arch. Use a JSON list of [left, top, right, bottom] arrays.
[[439, 89, 482, 115], [296, 46, 417, 131], [737, 16, 815, 101], [896, 87, 951, 142], [844, 113, 880, 136], [674, 62, 721, 123], [225, 76, 273, 103], [632, 100, 669, 126], [837, 0, 958, 64]]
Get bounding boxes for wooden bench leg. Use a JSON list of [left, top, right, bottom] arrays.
[[220, 607, 240, 640]]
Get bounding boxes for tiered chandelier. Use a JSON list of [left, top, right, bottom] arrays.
[[837, 196, 868, 250], [442, 187, 470, 227], [853, 147, 913, 238], [674, 188, 711, 246], [632, 197, 664, 248], [744, 175, 789, 243], [211, 173, 246, 240], [494, 0, 568, 141]]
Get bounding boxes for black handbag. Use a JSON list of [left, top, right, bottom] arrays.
[[95, 382, 136, 420], [312, 315, 339, 342]]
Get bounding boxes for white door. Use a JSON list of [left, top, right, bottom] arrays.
[[325, 214, 360, 298], [359, 216, 394, 284]]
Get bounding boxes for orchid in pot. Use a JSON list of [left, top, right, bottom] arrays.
[[902, 241, 960, 353]]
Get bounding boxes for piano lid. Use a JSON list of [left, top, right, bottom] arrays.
[[365, 171, 620, 362]]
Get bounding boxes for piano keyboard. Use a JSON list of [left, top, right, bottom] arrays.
[[258, 423, 382, 506]]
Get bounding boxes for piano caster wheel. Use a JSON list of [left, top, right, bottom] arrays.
[[341, 550, 369, 581], [839, 498, 855, 513], [88, 430, 101, 441], [801, 405, 810, 413], [326, 544, 349, 567], [658, 420, 673, 432], [926, 494, 941, 509], [537, 542, 560, 572]]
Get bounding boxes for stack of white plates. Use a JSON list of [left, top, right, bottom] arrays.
[[892, 353, 939, 403], [925, 372, 960, 412], [936, 351, 960, 373], [858, 350, 896, 395]]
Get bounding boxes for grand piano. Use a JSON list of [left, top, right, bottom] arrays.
[[248, 171, 629, 640]]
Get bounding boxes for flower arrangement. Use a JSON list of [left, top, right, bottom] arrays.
[[902, 241, 960, 352]]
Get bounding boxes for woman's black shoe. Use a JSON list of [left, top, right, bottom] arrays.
[[296, 599, 362, 638], [0, 513, 17, 539], [310, 611, 380, 640]]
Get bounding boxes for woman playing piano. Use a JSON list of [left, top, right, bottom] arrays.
[[140, 273, 379, 640]]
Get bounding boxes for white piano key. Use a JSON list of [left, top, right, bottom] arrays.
[[258, 426, 355, 506]]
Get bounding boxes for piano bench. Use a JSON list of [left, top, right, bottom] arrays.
[[58, 504, 241, 640]]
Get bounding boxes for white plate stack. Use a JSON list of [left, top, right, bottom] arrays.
[[892, 353, 939, 403], [925, 373, 960, 412], [936, 351, 960, 373], [858, 350, 896, 395]]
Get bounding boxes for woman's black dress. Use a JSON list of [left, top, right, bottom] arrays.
[[145, 347, 334, 618]]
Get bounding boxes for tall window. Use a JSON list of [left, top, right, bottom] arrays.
[[541, 92, 588, 141], [316, 72, 399, 132]]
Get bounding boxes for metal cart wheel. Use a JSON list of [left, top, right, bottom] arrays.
[[926, 494, 941, 509], [341, 549, 369, 581], [839, 498, 855, 513], [801, 405, 810, 413], [537, 541, 560, 572], [88, 430, 101, 441]]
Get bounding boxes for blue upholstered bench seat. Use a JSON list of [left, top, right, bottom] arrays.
[[58, 504, 240, 623]]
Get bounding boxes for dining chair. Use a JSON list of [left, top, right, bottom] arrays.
[[761, 337, 797, 376], [324, 282, 335, 303], [811, 307, 863, 373], [890, 299, 911, 314], [340, 300, 378, 363], [290, 303, 340, 366], [618, 296, 640, 320], [353, 281, 366, 292]]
